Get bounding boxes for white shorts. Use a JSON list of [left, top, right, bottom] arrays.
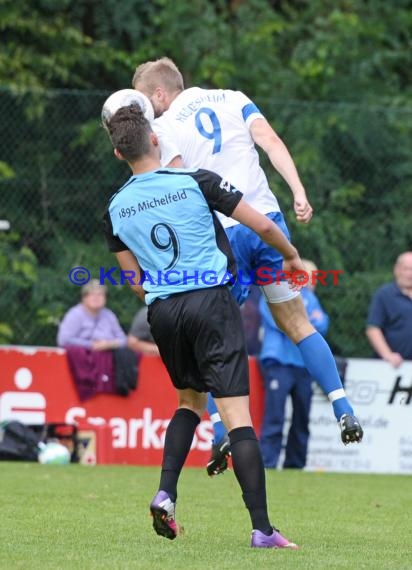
[[260, 281, 300, 304]]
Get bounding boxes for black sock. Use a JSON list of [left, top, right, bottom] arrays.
[[159, 408, 200, 502], [229, 426, 272, 534]]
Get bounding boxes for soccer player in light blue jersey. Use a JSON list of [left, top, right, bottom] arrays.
[[103, 103, 304, 548], [132, 58, 363, 473]]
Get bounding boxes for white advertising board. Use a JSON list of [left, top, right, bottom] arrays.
[[304, 358, 412, 474]]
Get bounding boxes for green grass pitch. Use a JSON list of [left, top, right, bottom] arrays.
[[1, 462, 410, 569]]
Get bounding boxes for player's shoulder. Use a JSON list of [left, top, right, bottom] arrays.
[[156, 166, 213, 175], [153, 167, 219, 187], [107, 176, 137, 206], [167, 86, 251, 110], [183, 167, 221, 182], [157, 167, 220, 185], [199, 86, 252, 106], [156, 166, 199, 176]]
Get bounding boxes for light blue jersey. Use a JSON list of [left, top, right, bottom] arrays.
[[104, 168, 242, 304]]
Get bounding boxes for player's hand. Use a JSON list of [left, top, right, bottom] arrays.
[[294, 191, 313, 223], [282, 254, 306, 292], [385, 352, 403, 368]]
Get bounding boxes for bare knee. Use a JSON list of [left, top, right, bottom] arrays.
[[214, 395, 252, 432], [278, 314, 314, 343], [178, 390, 207, 418]]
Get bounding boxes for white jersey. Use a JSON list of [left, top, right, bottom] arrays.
[[154, 87, 280, 229]]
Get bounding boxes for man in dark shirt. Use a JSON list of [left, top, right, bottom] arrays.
[[366, 251, 412, 367]]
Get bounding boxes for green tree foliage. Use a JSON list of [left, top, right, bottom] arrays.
[[1, 0, 411, 354], [273, 0, 412, 103], [0, 232, 38, 343]]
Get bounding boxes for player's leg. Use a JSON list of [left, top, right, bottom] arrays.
[[214, 394, 297, 549], [147, 294, 208, 539], [150, 387, 207, 539], [204, 279, 252, 475], [206, 392, 226, 444], [202, 221, 259, 475], [157, 388, 207, 502], [203, 228, 254, 475], [196, 286, 297, 549], [205, 393, 231, 476], [259, 360, 292, 468], [266, 294, 362, 443], [283, 369, 312, 469], [252, 211, 363, 443]]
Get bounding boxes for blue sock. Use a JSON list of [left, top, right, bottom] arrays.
[[207, 393, 227, 444], [297, 332, 354, 420]]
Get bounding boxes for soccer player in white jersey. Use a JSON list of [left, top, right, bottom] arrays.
[[132, 58, 363, 471]]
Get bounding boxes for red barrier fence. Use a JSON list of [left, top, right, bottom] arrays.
[[0, 346, 264, 465]]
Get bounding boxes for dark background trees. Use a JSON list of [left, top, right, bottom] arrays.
[[1, 0, 411, 354]]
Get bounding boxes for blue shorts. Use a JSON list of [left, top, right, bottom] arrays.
[[227, 211, 291, 304]]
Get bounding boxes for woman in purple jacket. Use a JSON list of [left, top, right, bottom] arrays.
[[57, 279, 127, 350]]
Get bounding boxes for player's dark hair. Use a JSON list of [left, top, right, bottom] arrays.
[[107, 104, 152, 162]]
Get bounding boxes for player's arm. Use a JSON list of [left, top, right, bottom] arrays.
[[249, 117, 313, 224], [115, 250, 146, 301], [231, 199, 305, 288], [193, 169, 299, 261], [231, 199, 302, 269], [192, 169, 305, 282]]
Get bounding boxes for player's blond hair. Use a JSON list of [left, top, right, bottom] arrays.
[[132, 57, 184, 96]]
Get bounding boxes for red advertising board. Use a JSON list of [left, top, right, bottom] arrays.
[[0, 346, 264, 466]]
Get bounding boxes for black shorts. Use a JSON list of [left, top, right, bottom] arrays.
[[147, 286, 249, 398]]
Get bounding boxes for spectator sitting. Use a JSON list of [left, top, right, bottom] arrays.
[[128, 306, 160, 356], [57, 280, 136, 400], [57, 279, 127, 351], [366, 251, 412, 368]]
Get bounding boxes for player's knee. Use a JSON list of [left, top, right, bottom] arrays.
[[178, 393, 207, 418], [277, 316, 315, 343]]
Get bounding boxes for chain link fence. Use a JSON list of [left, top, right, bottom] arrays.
[[1, 87, 411, 354]]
